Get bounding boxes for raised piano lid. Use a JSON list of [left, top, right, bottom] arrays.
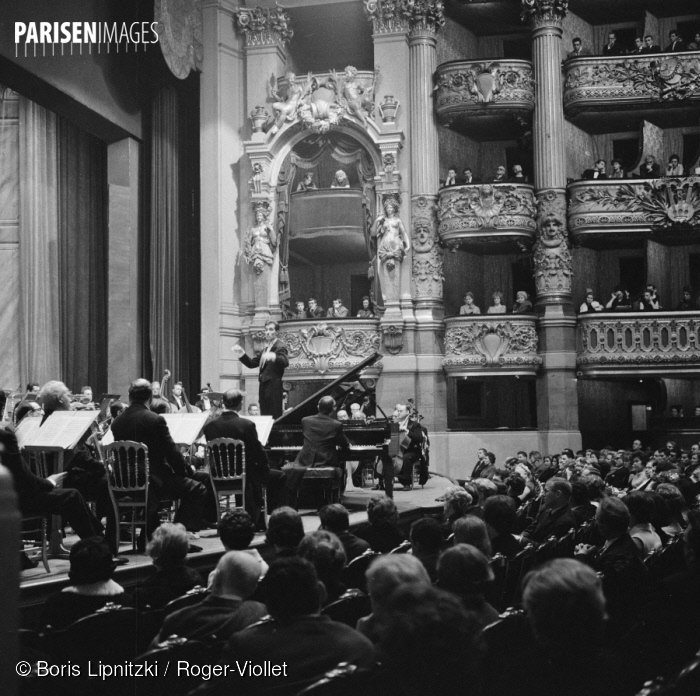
[[274, 352, 382, 426]]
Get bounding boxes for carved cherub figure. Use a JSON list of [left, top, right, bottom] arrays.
[[269, 71, 311, 134]]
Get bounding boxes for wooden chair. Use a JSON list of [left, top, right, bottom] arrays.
[[21, 515, 50, 572], [389, 540, 412, 554], [322, 589, 372, 627], [341, 549, 381, 593], [162, 585, 209, 617], [206, 438, 246, 522], [104, 441, 150, 554], [533, 535, 558, 566], [501, 544, 535, 609]]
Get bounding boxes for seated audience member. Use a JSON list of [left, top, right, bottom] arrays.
[[442, 486, 473, 535], [625, 491, 662, 557], [582, 159, 607, 179], [354, 495, 405, 553], [336, 409, 349, 422], [483, 495, 521, 558], [459, 291, 481, 315], [409, 517, 443, 581], [472, 477, 499, 505], [570, 481, 596, 526], [453, 515, 493, 558], [487, 291, 507, 314], [130, 523, 204, 610], [247, 403, 260, 416], [307, 297, 324, 318], [265, 506, 305, 558], [41, 537, 126, 629], [437, 544, 500, 628], [579, 289, 603, 313], [638, 288, 660, 311], [512, 290, 533, 314], [293, 301, 307, 319], [639, 155, 661, 178], [153, 551, 266, 646], [350, 402, 366, 421], [493, 165, 507, 182], [505, 473, 526, 505], [442, 167, 458, 187], [605, 286, 631, 310], [629, 37, 644, 55], [224, 558, 375, 690], [330, 169, 350, 188], [461, 167, 474, 184], [604, 453, 630, 489], [356, 295, 375, 318], [509, 164, 527, 182], [567, 37, 590, 58], [602, 31, 624, 56], [297, 530, 347, 605], [655, 483, 686, 541], [326, 298, 349, 318], [523, 478, 575, 543], [665, 29, 686, 52], [689, 32, 700, 50], [319, 503, 370, 562], [676, 286, 694, 310], [665, 153, 684, 176], [642, 35, 661, 53], [296, 172, 317, 191], [376, 584, 483, 696], [358, 554, 431, 643], [610, 159, 625, 178]]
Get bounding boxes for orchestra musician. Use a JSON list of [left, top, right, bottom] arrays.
[[392, 403, 426, 492], [232, 321, 289, 419], [172, 382, 186, 411]]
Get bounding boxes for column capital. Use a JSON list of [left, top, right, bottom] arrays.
[[235, 6, 293, 49], [364, 0, 409, 35], [365, 0, 444, 38], [520, 0, 568, 28]]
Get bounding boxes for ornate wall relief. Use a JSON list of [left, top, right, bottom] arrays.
[[411, 202, 443, 300], [532, 189, 572, 299], [235, 6, 293, 48], [154, 0, 203, 79]]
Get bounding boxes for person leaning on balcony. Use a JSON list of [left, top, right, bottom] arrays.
[[666, 154, 684, 177], [602, 31, 625, 56], [487, 291, 507, 314], [641, 35, 661, 54], [605, 287, 631, 311], [512, 291, 533, 314], [688, 33, 700, 51], [579, 289, 604, 314], [509, 164, 528, 182], [638, 155, 660, 178], [610, 159, 626, 178], [676, 287, 695, 311], [665, 30, 686, 53], [582, 160, 607, 180], [629, 37, 645, 55], [567, 37, 590, 58], [493, 165, 507, 183], [460, 292, 481, 315], [443, 167, 458, 187], [638, 289, 660, 312], [461, 168, 475, 184]]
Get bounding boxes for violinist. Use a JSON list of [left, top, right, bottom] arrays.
[[195, 386, 213, 412], [71, 386, 96, 411]]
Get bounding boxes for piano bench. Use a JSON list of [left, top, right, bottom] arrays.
[[299, 468, 342, 507]]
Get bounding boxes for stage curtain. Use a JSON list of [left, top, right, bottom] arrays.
[[18, 97, 61, 385], [57, 117, 108, 393]]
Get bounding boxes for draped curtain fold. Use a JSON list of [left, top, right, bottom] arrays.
[[57, 118, 108, 393], [18, 97, 60, 385]]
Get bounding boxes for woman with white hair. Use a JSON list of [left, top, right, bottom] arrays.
[[330, 169, 350, 188]]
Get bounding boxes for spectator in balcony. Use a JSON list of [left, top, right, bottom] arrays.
[[512, 290, 533, 314], [669, 406, 682, 419], [642, 35, 661, 54], [461, 167, 475, 184], [492, 165, 507, 183], [582, 159, 607, 180], [646, 283, 661, 306], [509, 164, 528, 182], [296, 172, 317, 191], [459, 291, 481, 315], [689, 33, 700, 50], [294, 301, 307, 319], [610, 159, 626, 178], [579, 289, 604, 314], [330, 169, 350, 189], [487, 291, 507, 314], [327, 298, 349, 319], [665, 30, 686, 53], [638, 289, 660, 312], [443, 167, 458, 187], [356, 295, 375, 318], [602, 31, 625, 56], [676, 286, 694, 311], [629, 37, 645, 55], [638, 154, 661, 178], [665, 154, 684, 177], [307, 297, 324, 318], [604, 287, 629, 310], [567, 37, 590, 58]]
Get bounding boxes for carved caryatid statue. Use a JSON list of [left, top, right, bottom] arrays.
[[372, 195, 410, 272], [244, 202, 278, 274]]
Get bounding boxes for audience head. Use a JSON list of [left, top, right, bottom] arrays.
[[453, 515, 493, 557], [410, 518, 443, 557], [483, 495, 517, 537], [109, 400, 126, 419], [262, 557, 324, 620], [68, 537, 117, 585], [572, 37, 582, 50], [211, 551, 262, 599], [570, 481, 590, 508], [655, 483, 685, 524], [506, 474, 525, 498], [37, 380, 71, 412], [318, 395, 335, 415], [472, 477, 498, 502], [128, 378, 153, 404], [596, 496, 630, 540], [150, 398, 171, 414], [27, 382, 40, 393], [336, 409, 349, 421], [543, 477, 572, 510], [266, 506, 305, 551], [147, 522, 190, 569], [367, 494, 398, 526], [624, 491, 655, 525], [297, 530, 347, 597], [218, 508, 256, 550], [438, 543, 494, 598], [443, 486, 473, 521], [365, 554, 430, 612], [584, 474, 606, 502], [247, 403, 260, 416], [361, 296, 371, 309], [523, 558, 607, 653], [318, 503, 350, 534], [222, 389, 244, 411]]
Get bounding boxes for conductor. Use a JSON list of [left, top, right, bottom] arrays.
[[232, 321, 289, 419]]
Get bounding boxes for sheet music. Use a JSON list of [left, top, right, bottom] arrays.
[[244, 415, 275, 446], [26, 411, 99, 450], [161, 412, 210, 446], [14, 414, 43, 449]]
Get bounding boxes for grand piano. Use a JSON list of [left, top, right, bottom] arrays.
[[267, 352, 399, 459]]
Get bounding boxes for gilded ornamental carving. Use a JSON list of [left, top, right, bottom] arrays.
[[443, 316, 542, 375], [412, 197, 443, 300], [578, 312, 700, 376], [532, 189, 572, 299], [364, 0, 444, 35], [235, 6, 293, 47], [520, 0, 568, 26]]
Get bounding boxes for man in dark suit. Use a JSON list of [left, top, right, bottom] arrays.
[[392, 403, 426, 492], [641, 35, 661, 54], [318, 503, 370, 561], [602, 31, 624, 56], [638, 154, 661, 178], [665, 30, 686, 53], [283, 396, 350, 502], [582, 159, 608, 180], [111, 379, 207, 535], [233, 320, 289, 419], [203, 388, 285, 521], [567, 37, 590, 58], [522, 477, 575, 543]]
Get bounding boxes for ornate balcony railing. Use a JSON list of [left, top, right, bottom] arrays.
[[434, 59, 535, 127], [437, 183, 537, 250], [272, 318, 382, 378], [443, 315, 541, 377], [564, 51, 700, 115], [568, 178, 700, 242], [577, 312, 700, 376]]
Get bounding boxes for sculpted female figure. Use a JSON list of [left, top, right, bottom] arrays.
[[372, 198, 410, 272], [244, 206, 278, 274], [270, 72, 308, 134]]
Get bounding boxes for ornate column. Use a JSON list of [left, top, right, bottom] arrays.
[[522, 0, 580, 452]]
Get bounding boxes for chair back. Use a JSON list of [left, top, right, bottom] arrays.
[[24, 450, 53, 479], [502, 544, 534, 608], [163, 585, 209, 617], [104, 441, 149, 493], [389, 540, 412, 554], [206, 438, 245, 480], [534, 535, 558, 566], [322, 589, 372, 627], [553, 527, 576, 558], [341, 549, 381, 592]]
